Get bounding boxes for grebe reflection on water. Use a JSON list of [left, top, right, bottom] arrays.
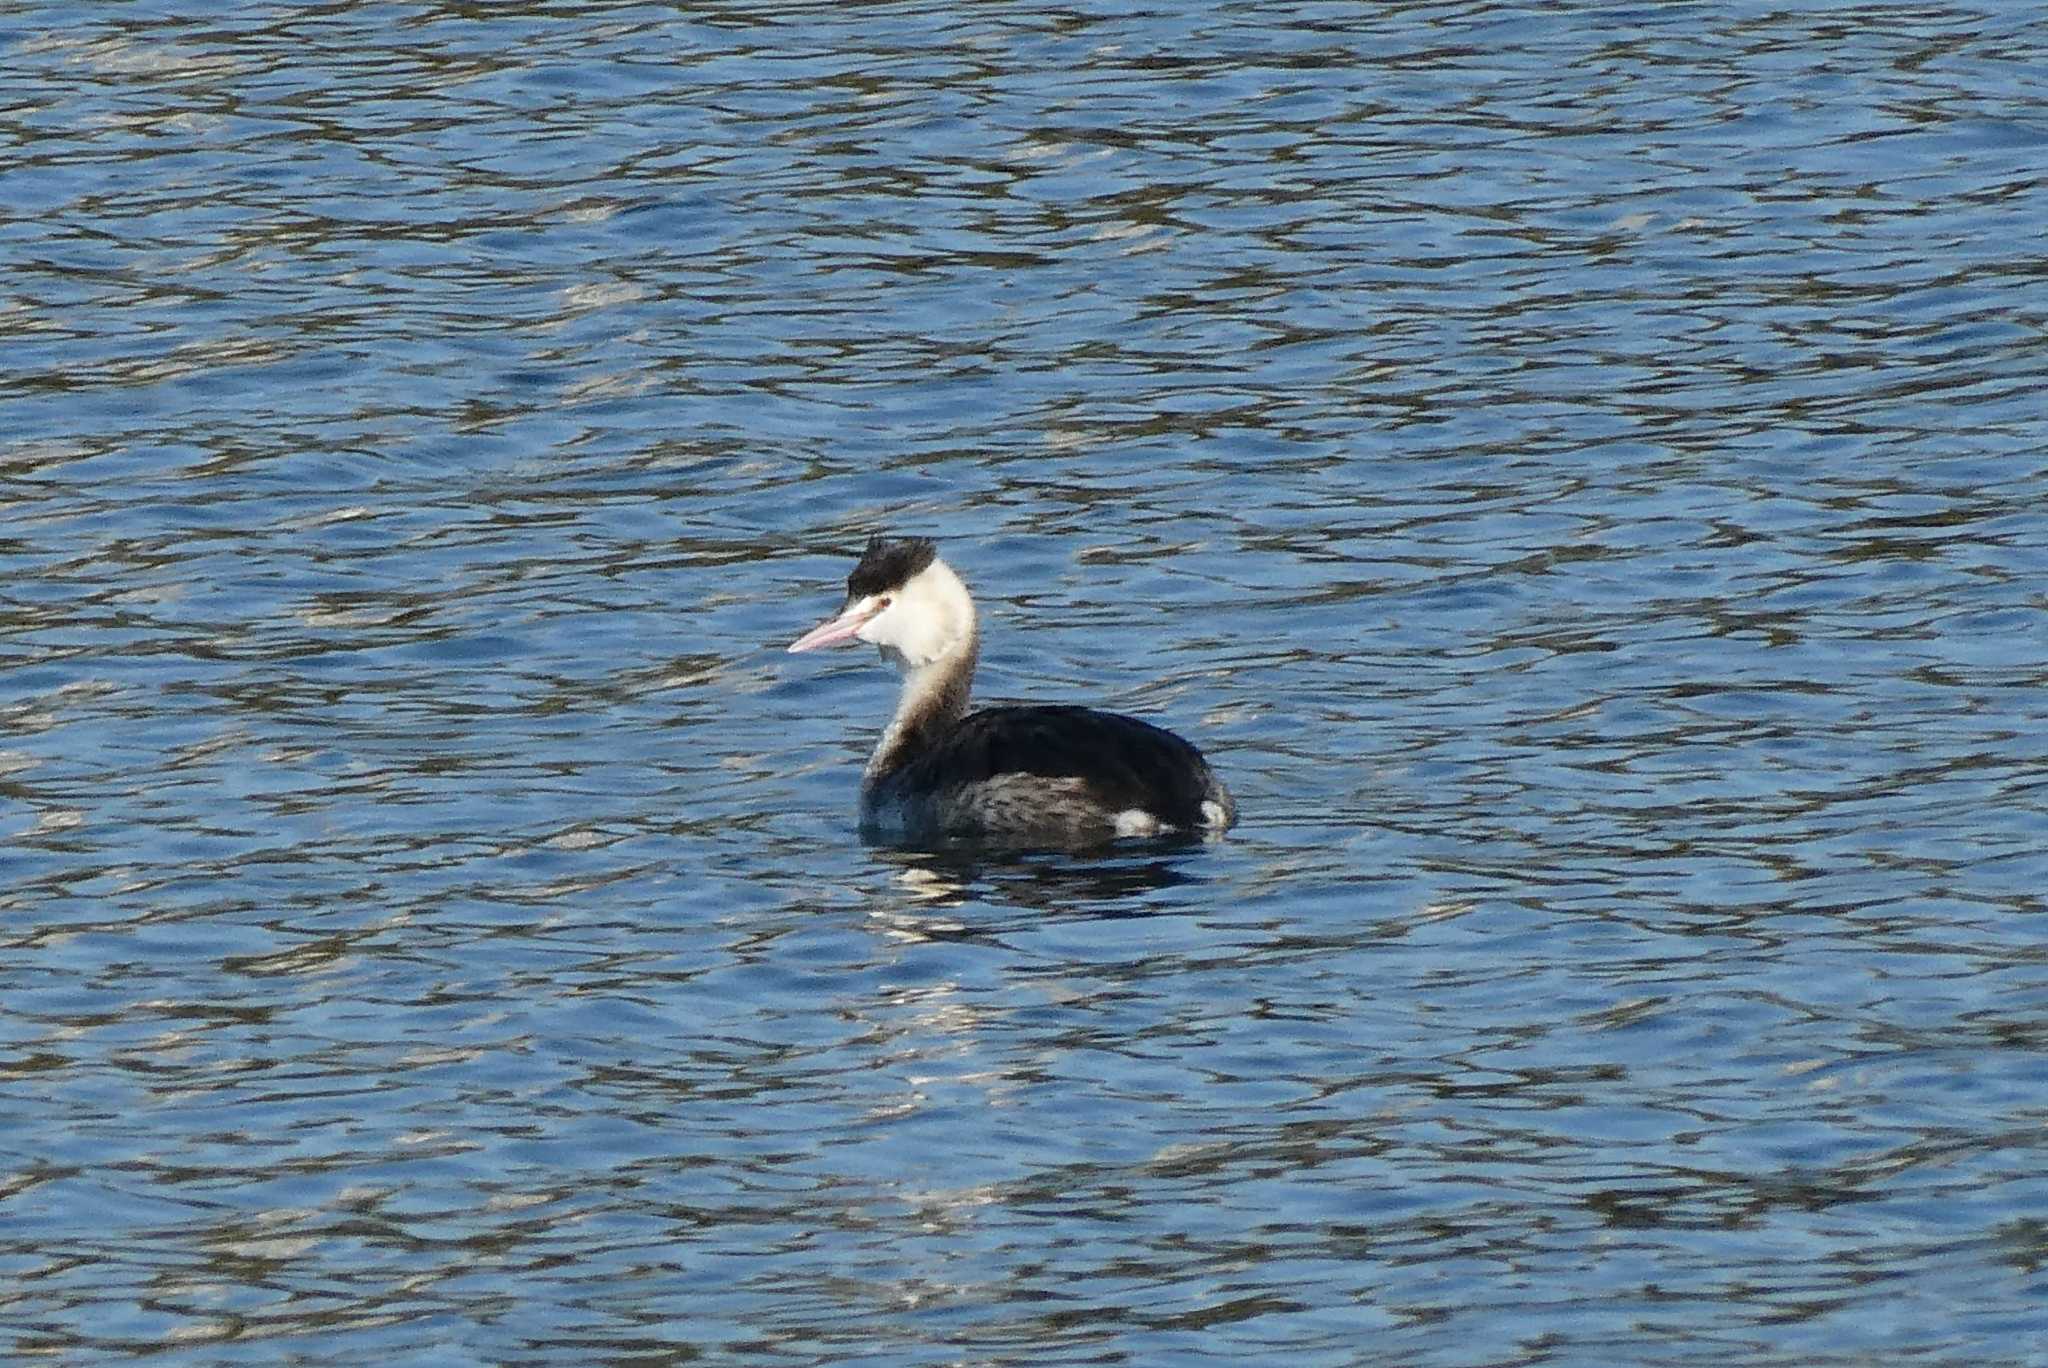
[[787, 537, 1236, 847]]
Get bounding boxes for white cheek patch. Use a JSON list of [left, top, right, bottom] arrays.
[[847, 596, 889, 637], [860, 567, 971, 668]]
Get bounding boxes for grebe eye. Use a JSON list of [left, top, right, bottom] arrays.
[[877, 596, 893, 609]]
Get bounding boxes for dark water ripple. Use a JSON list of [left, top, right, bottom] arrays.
[[4, 2, 2047, 1364]]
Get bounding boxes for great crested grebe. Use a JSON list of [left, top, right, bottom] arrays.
[[787, 536, 1237, 846]]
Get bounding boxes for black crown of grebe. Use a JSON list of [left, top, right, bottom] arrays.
[[787, 536, 1237, 846]]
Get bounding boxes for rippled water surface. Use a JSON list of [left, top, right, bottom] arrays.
[[5, 2, 2047, 1363]]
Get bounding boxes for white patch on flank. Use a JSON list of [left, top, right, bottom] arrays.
[[1113, 809, 1163, 838], [1200, 801, 1229, 830]]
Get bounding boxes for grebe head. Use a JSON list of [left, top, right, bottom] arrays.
[[787, 536, 976, 670]]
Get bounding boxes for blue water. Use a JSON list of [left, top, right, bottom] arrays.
[[4, 3, 2046, 1364]]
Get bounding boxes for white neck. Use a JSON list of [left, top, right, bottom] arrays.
[[859, 561, 980, 780], [865, 627, 978, 781]]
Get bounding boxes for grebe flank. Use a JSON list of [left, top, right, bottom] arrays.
[[787, 536, 1236, 846]]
